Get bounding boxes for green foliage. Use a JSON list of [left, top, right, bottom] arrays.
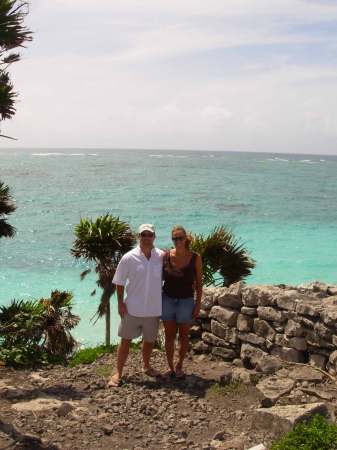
[[206, 381, 245, 399], [0, 180, 16, 238], [271, 414, 337, 450], [72, 215, 136, 344], [0, 1, 32, 131], [191, 226, 255, 286], [0, 291, 80, 367], [69, 344, 117, 367], [71, 215, 136, 264]]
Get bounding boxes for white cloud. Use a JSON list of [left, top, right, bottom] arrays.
[[1, 0, 337, 153]]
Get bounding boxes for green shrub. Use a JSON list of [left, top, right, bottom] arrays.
[[69, 344, 117, 367], [0, 291, 79, 367], [271, 414, 337, 450]]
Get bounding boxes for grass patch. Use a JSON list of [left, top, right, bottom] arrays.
[[96, 363, 114, 377], [69, 344, 117, 367], [206, 381, 244, 398], [270, 414, 337, 450], [69, 340, 143, 367]]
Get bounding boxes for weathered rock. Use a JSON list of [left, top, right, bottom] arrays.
[[253, 403, 329, 436], [193, 341, 210, 353], [209, 306, 238, 327], [216, 282, 244, 310], [201, 287, 218, 311], [287, 365, 324, 383], [240, 343, 267, 369], [242, 286, 279, 307], [284, 319, 305, 338], [314, 322, 332, 341], [211, 320, 239, 345], [254, 319, 276, 341], [256, 355, 282, 374], [202, 332, 230, 348], [287, 337, 307, 351], [309, 353, 327, 370], [238, 332, 265, 347], [12, 397, 68, 412], [57, 402, 74, 417], [241, 306, 257, 317], [256, 376, 295, 407], [257, 307, 285, 323], [237, 314, 253, 332], [212, 347, 237, 360], [296, 297, 322, 317], [276, 290, 298, 311], [271, 346, 305, 363]]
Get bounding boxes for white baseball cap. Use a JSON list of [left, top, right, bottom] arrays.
[[138, 223, 155, 234]]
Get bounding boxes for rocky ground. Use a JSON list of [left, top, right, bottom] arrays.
[[0, 349, 337, 450]]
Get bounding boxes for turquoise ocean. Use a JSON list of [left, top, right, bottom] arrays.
[[1, 148, 336, 346]]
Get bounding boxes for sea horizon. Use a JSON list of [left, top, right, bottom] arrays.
[[1, 147, 336, 345]]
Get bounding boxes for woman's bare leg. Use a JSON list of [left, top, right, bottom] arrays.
[[163, 320, 177, 372]]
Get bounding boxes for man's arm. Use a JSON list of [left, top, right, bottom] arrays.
[[116, 284, 128, 317]]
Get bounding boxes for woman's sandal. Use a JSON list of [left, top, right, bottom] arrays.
[[163, 370, 176, 381], [143, 367, 162, 378], [175, 368, 186, 380]]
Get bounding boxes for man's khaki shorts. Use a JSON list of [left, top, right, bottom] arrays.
[[118, 314, 160, 343]]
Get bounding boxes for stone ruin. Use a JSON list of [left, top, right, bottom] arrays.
[[191, 281, 337, 375]]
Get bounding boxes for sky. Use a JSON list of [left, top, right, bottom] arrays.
[[1, 0, 337, 154]]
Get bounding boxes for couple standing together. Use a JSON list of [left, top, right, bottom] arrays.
[[108, 223, 203, 387]]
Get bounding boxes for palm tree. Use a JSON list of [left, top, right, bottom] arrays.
[[41, 290, 80, 357], [0, 181, 16, 239], [0, 0, 32, 137], [191, 226, 255, 287], [71, 215, 136, 346], [0, 1, 32, 138]]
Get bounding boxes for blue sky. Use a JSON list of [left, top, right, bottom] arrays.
[[2, 0, 337, 153]]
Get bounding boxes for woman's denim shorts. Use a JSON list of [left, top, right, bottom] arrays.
[[162, 292, 195, 324]]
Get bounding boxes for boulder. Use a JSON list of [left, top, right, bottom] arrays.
[[253, 403, 329, 436], [238, 332, 265, 347], [309, 353, 327, 370], [284, 319, 305, 338], [201, 287, 218, 310], [287, 365, 324, 383], [237, 314, 253, 332], [296, 297, 322, 317], [276, 290, 299, 311], [240, 343, 267, 369], [241, 306, 257, 317], [257, 307, 285, 323], [209, 306, 238, 327], [212, 347, 237, 360], [256, 376, 295, 407], [216, 282, 244, 310], [256, 354, 282, 374], [202, 332, 230, 348], [254, 319, 276, 341], [211, 320, 239, 345]]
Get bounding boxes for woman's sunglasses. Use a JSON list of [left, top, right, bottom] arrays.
[[172, 236, 185, 242]]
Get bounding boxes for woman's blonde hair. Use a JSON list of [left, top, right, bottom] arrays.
[[171, 225, 192, 250]]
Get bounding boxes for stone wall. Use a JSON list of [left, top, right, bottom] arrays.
[[191, 281, 337, 374]]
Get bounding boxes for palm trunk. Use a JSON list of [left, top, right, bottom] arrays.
[[105, 299, 110, 346]]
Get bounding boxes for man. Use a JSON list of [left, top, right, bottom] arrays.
[[108, 224, 163, 387]]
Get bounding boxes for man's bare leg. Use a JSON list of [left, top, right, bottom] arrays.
[[142, 340, 161, 377], [108, 338, 131, 387]]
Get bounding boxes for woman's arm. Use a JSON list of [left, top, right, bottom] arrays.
[[193, 254, 203, 319]]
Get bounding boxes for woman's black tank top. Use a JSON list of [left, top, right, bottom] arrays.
[[162, 251, 197, 299]]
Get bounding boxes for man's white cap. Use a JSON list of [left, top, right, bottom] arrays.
[[138, 223, 155, 234]]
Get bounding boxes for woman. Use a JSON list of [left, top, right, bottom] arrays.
[[162, 225, 203, 379]]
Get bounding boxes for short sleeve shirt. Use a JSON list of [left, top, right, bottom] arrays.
[[113, 246, 163, 317]]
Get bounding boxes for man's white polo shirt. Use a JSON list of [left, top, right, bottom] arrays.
[[112, 246, 163, 317]]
